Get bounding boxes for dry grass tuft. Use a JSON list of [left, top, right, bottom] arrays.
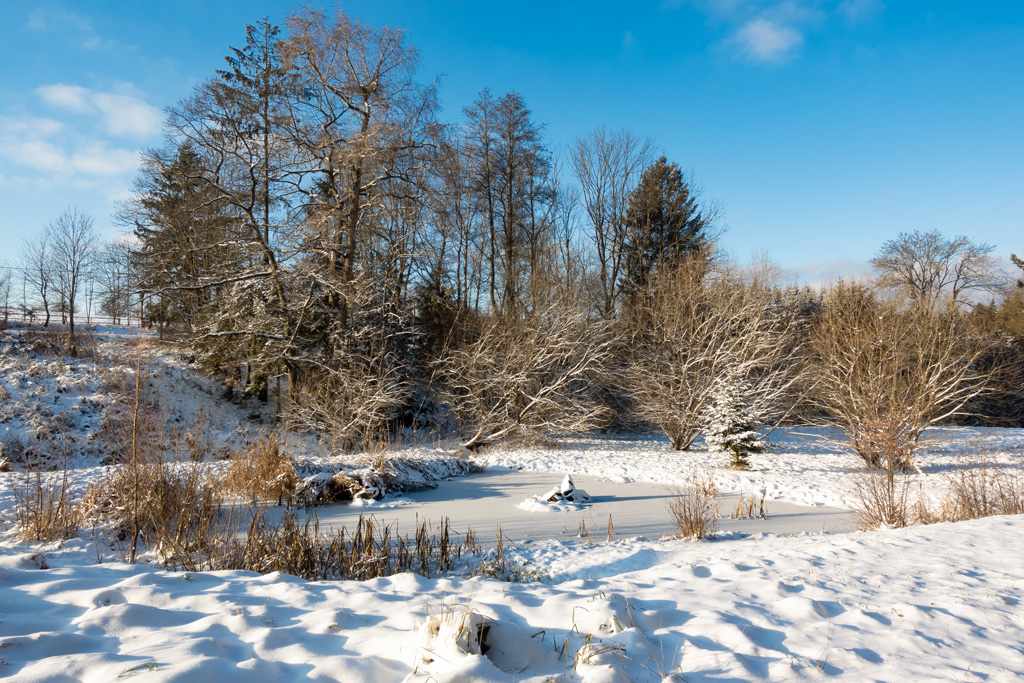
[[730, 492, 769, 519], [81, 461, 220, 565], [209, 512, 478, 581], [221, 433, 297, 504], [940, 464, 1024, 521], [857, 461, 1024, 530], [668, 472, 720, 539], [11, 464, 81, 541]]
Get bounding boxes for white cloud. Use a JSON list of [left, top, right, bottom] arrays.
[[732, 18, 803, 61], [6, 138, 68, 172], [27, 7, 92, 32], [91, 94, 163, 138], [838, 0, 885, 23], [37, 84, 93, 113], [26, 6, 115, 51], [0, 116, 141, 178], [69, 144, 139, 176], [667, 0, 882, 63], [623, 30, 637, 50], [35, 84, 162, 139]]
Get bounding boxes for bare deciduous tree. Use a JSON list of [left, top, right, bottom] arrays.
[[0, 262, 11, 326], [626, 255, 806, 450], [49, 208, 98, 353], [21, 231, 53, 326], [871, 230, 1003, 310], [438, 306, 613, 450], [809, 281, 1006, 472], [570, 127, 655, 318]]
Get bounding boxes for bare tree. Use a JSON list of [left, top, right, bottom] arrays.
[[437, 306, 613, 450], [96, 238, 136, 325], [871, 230, 1003, 310], [48, 208, 98, 352], [809, 281, 1006, 472], [21, 230, 54, 326], [0, 262, 10, 325], [285, 6, 437, 330], [626, 254, 806, 450], [570, 127, 655, 318]]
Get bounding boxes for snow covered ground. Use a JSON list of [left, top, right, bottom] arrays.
[[1, 326, 1023, 681], [1, 516, 1021, 681]]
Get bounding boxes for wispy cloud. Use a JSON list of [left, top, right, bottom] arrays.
[[666, 0, 882, 63], [838, 0, 885, 23], [731, 18, 803, 61], [0, 116, 140, 177], [622, 30, 637, 50], [26, 6, 92, 32], [27, 5, 115, 50], [37, 84, 162, 138]]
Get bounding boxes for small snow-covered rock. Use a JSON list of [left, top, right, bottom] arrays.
[[20, 553, 49, 570], [520, 473, 592, 511]]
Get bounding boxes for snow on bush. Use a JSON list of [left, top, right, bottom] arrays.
[[703, 369, 770, 469]]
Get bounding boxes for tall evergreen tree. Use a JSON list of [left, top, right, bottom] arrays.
[[129, 143, 237, 332], [623, 156, 712, 301]]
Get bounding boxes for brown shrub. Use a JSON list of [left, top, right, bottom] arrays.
[[81, 461, 220, 565], [940, 464, 1024, 521], [668, 472, 719, 539], [220, 433, 297, 504], [11, 466, 80, 542], [853, 467, 910, 530]]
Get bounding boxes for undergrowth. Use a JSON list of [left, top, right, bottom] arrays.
[[855, 461, 1024, 530]]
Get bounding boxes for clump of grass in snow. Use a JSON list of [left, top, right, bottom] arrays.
[[668, 472, 720, 539], [220, 432, 297, 505], [10, 453, 80, 542], [206, 512, 484, 581]]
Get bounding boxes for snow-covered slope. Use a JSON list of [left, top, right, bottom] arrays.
[[1, 516, 1021, 681]]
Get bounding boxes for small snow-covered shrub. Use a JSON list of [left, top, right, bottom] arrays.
[[703, 370, 770, 469]]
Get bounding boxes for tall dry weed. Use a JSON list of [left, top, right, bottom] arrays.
[[668, 472, 720, 539], [220, 432, 297, 504]]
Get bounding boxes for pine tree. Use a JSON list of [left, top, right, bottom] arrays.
[[623, 156, 712, 302], [703, 370, 770, 469]]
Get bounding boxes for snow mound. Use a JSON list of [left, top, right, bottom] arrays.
[[518, 473, 592, 512]]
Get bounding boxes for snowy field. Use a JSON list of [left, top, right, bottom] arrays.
[[1, 326, 1023, 681]]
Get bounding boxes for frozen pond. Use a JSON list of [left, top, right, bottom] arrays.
[[293, 469, 856, 543]]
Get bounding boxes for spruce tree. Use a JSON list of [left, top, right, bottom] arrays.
[[623, 156, 712, 301], [704, 370, 769, 469]]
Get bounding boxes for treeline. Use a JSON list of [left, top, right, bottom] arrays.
[[117, 8, 724, 449], [6, 7, 1023, 469], [114, 9, 1024, 460]]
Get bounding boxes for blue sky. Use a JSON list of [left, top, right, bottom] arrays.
[[1, 1, 1021, 284]]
